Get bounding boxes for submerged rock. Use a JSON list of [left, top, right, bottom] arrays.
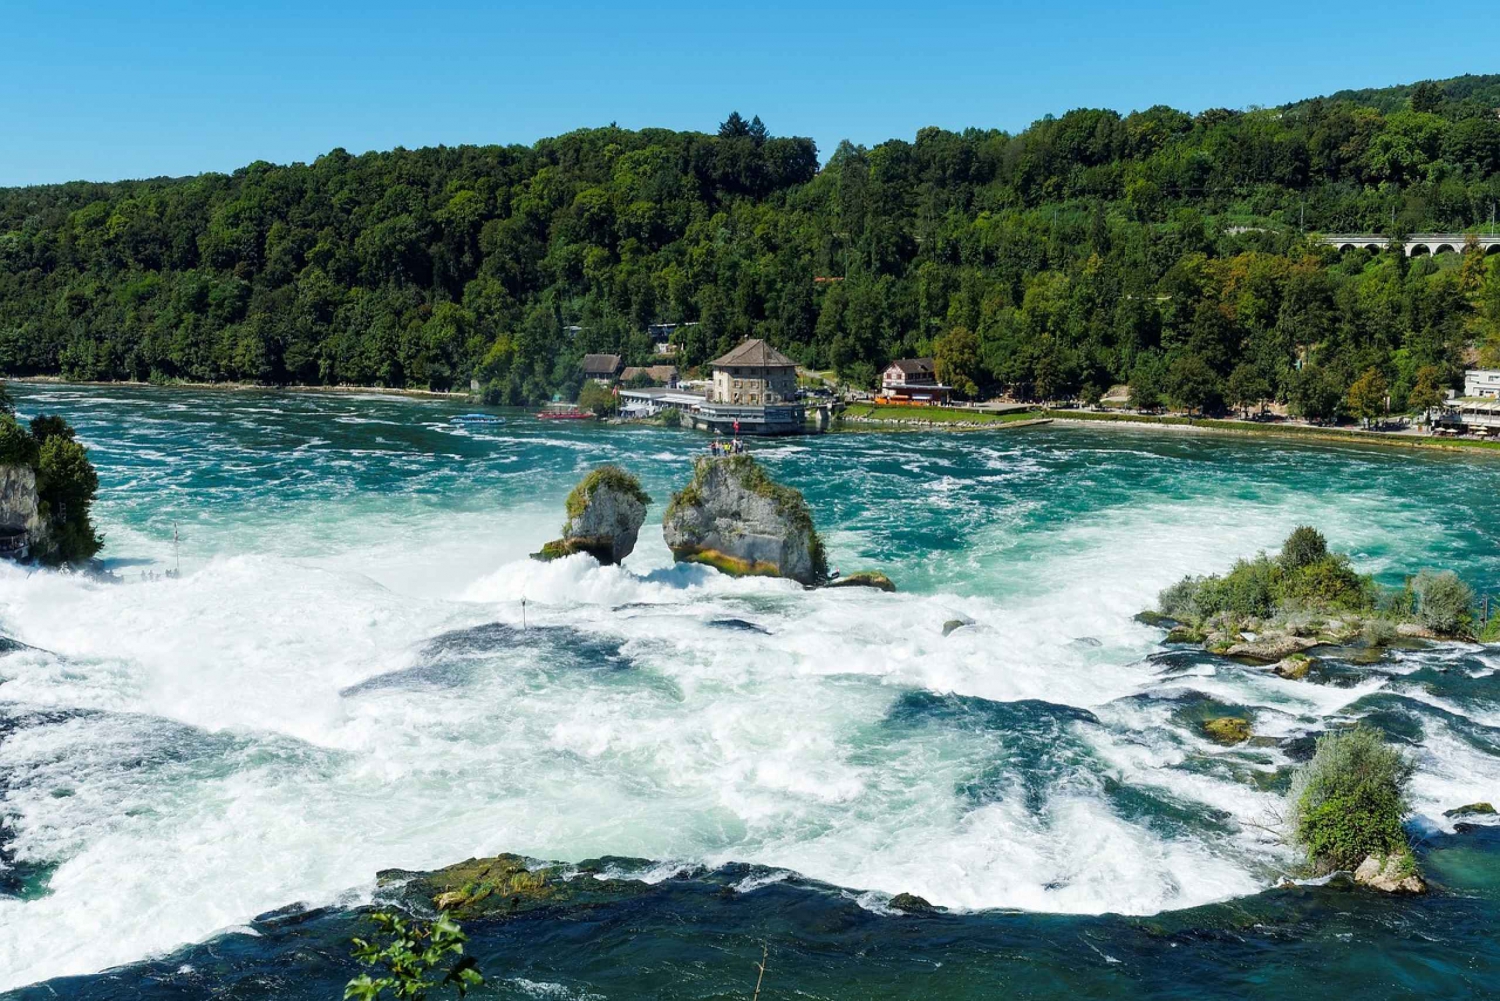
[[534, 465, 650, 565], [1353, 852, 1426, 894], [662, 455, 827, 585], [1202, 717, 1252, 744], [942, 618, 971, 637], [824, 571, 896, 592], [1444, 802, 1496, 819], [1134, 610, 1179, 628]]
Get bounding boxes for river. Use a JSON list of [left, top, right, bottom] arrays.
[[0, 383, 1497, 998]]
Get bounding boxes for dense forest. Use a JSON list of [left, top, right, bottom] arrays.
[[3, 77, 1500, 415]]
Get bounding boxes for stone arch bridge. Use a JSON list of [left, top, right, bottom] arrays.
[[1317, 234, 1500, 256]]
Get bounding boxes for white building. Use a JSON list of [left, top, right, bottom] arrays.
[[1463, 369, 1500, 399]]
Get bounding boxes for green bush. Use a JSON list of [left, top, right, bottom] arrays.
[[1157, 576, 1203, 620], [1277, 554, 1376, 612], [1412, 569, 1474, 636], [1280, 525, 1329, 570], [0, 415, 37, 467], [37, 436, 103, 563], [1289, 727, 1413, 873], [576, 380, 618, 416]]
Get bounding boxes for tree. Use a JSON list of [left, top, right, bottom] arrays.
[[576, 380, 618, 416], [1289, 728, 1414, 874], [718, 112, 750, 138], [345, 911, 482, 1001], [37, 435, 103, 562], [1164, 353, 1221, 415], [1289, 365, 1342, 423], [1226, 363, 1272, 417], [1280, 525, 1328, 570], [1409, 80, 1444, 114], [1128, 355, 1165, 411], [933, 326, 981, 399], [1407, 365, 1444, 422], [1345, 367, 1389, 426]]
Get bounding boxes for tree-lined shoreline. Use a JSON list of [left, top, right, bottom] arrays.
[[2, 76, 1498, 416]]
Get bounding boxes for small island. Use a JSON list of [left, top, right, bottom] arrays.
[[1142, 525, 1484, 663]]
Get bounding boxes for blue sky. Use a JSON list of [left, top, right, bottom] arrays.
[[3, 0, 1494, 186]]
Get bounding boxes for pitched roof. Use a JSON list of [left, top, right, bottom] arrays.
[[580, 353, 623, 374], [622, 365, 678, 382], [708, 338, 796, 369], [887, 357, 936, 375]]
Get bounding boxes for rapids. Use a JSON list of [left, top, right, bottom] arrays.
[[0, 384, 1497, 996]]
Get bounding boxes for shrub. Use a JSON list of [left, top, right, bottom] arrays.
[[346, 911, 482, 1001], [1412, 569, 1474, 636], [1280, 526, 1328, 570], [1277, 554, 1375, 612], [1158, 575, 1204, 620], [0, 415, 37, 467], [1289, 727, 1413, 873]]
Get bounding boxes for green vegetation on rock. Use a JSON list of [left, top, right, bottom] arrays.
[[0, 389, 102, 564], [1203, 716, 1253, 744], [563, 465, 649, 523], [1289, 727, 1415, 875]]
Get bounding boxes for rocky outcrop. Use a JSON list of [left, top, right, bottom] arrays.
[[1272, 653, 1315, 680], [1202, 717, 1252, 744], [534, 465, 650, 565], [662, 455, 827, 585], [1353, 852, 1426, 894], [824, 571, 896, 592], [378, 853, 651, 921], [0, 464, 47, 556], [1443, 802, 1496, 819], [1224, 633, 1319, 661]]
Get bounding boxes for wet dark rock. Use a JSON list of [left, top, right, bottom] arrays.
[[889, 892, 937, 913], [1444, 802, 1496, 819], [942, 618, 972, 637], [379, 854, 652, 921]]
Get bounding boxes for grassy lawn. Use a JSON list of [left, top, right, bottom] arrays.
[[842, 403, 1044, 423]]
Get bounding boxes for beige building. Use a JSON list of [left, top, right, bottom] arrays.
[[708, 339, 798, 405]]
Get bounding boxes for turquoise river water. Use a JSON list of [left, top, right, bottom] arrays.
[[0, 384, 1497, 999]]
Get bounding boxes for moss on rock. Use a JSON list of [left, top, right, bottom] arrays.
[[823, 571, 896, 592], [1203, 717, 1253, 744]]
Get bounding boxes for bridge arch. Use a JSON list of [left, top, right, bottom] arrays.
[[1408, 244, 1431, 257], [1432, 243, 1458, 255], [1487, 244, 1500, 256]]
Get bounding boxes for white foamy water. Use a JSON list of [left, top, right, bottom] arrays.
[[1, 386, 1498, 990]]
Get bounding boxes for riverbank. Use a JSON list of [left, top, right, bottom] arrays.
[[841, 400, 1500, 455], [7, 375, 470, 400]]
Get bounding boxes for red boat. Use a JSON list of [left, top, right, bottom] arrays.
[[537, 402, 595, 420]]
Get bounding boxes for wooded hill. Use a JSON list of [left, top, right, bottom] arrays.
[[2, 79, 1499, 415]]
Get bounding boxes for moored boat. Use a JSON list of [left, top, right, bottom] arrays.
[[537, 402, 595, 420], [450, 413, 506, 425]]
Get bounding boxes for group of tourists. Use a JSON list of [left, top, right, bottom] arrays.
[[710, 437, 745, 456]]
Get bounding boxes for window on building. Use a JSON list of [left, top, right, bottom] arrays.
[[749, 395, 758, 404]]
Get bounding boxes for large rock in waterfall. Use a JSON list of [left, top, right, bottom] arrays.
[[534, 465, 650, 565], [0, 464, 47, 558], [662, 455, 828, 585]]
